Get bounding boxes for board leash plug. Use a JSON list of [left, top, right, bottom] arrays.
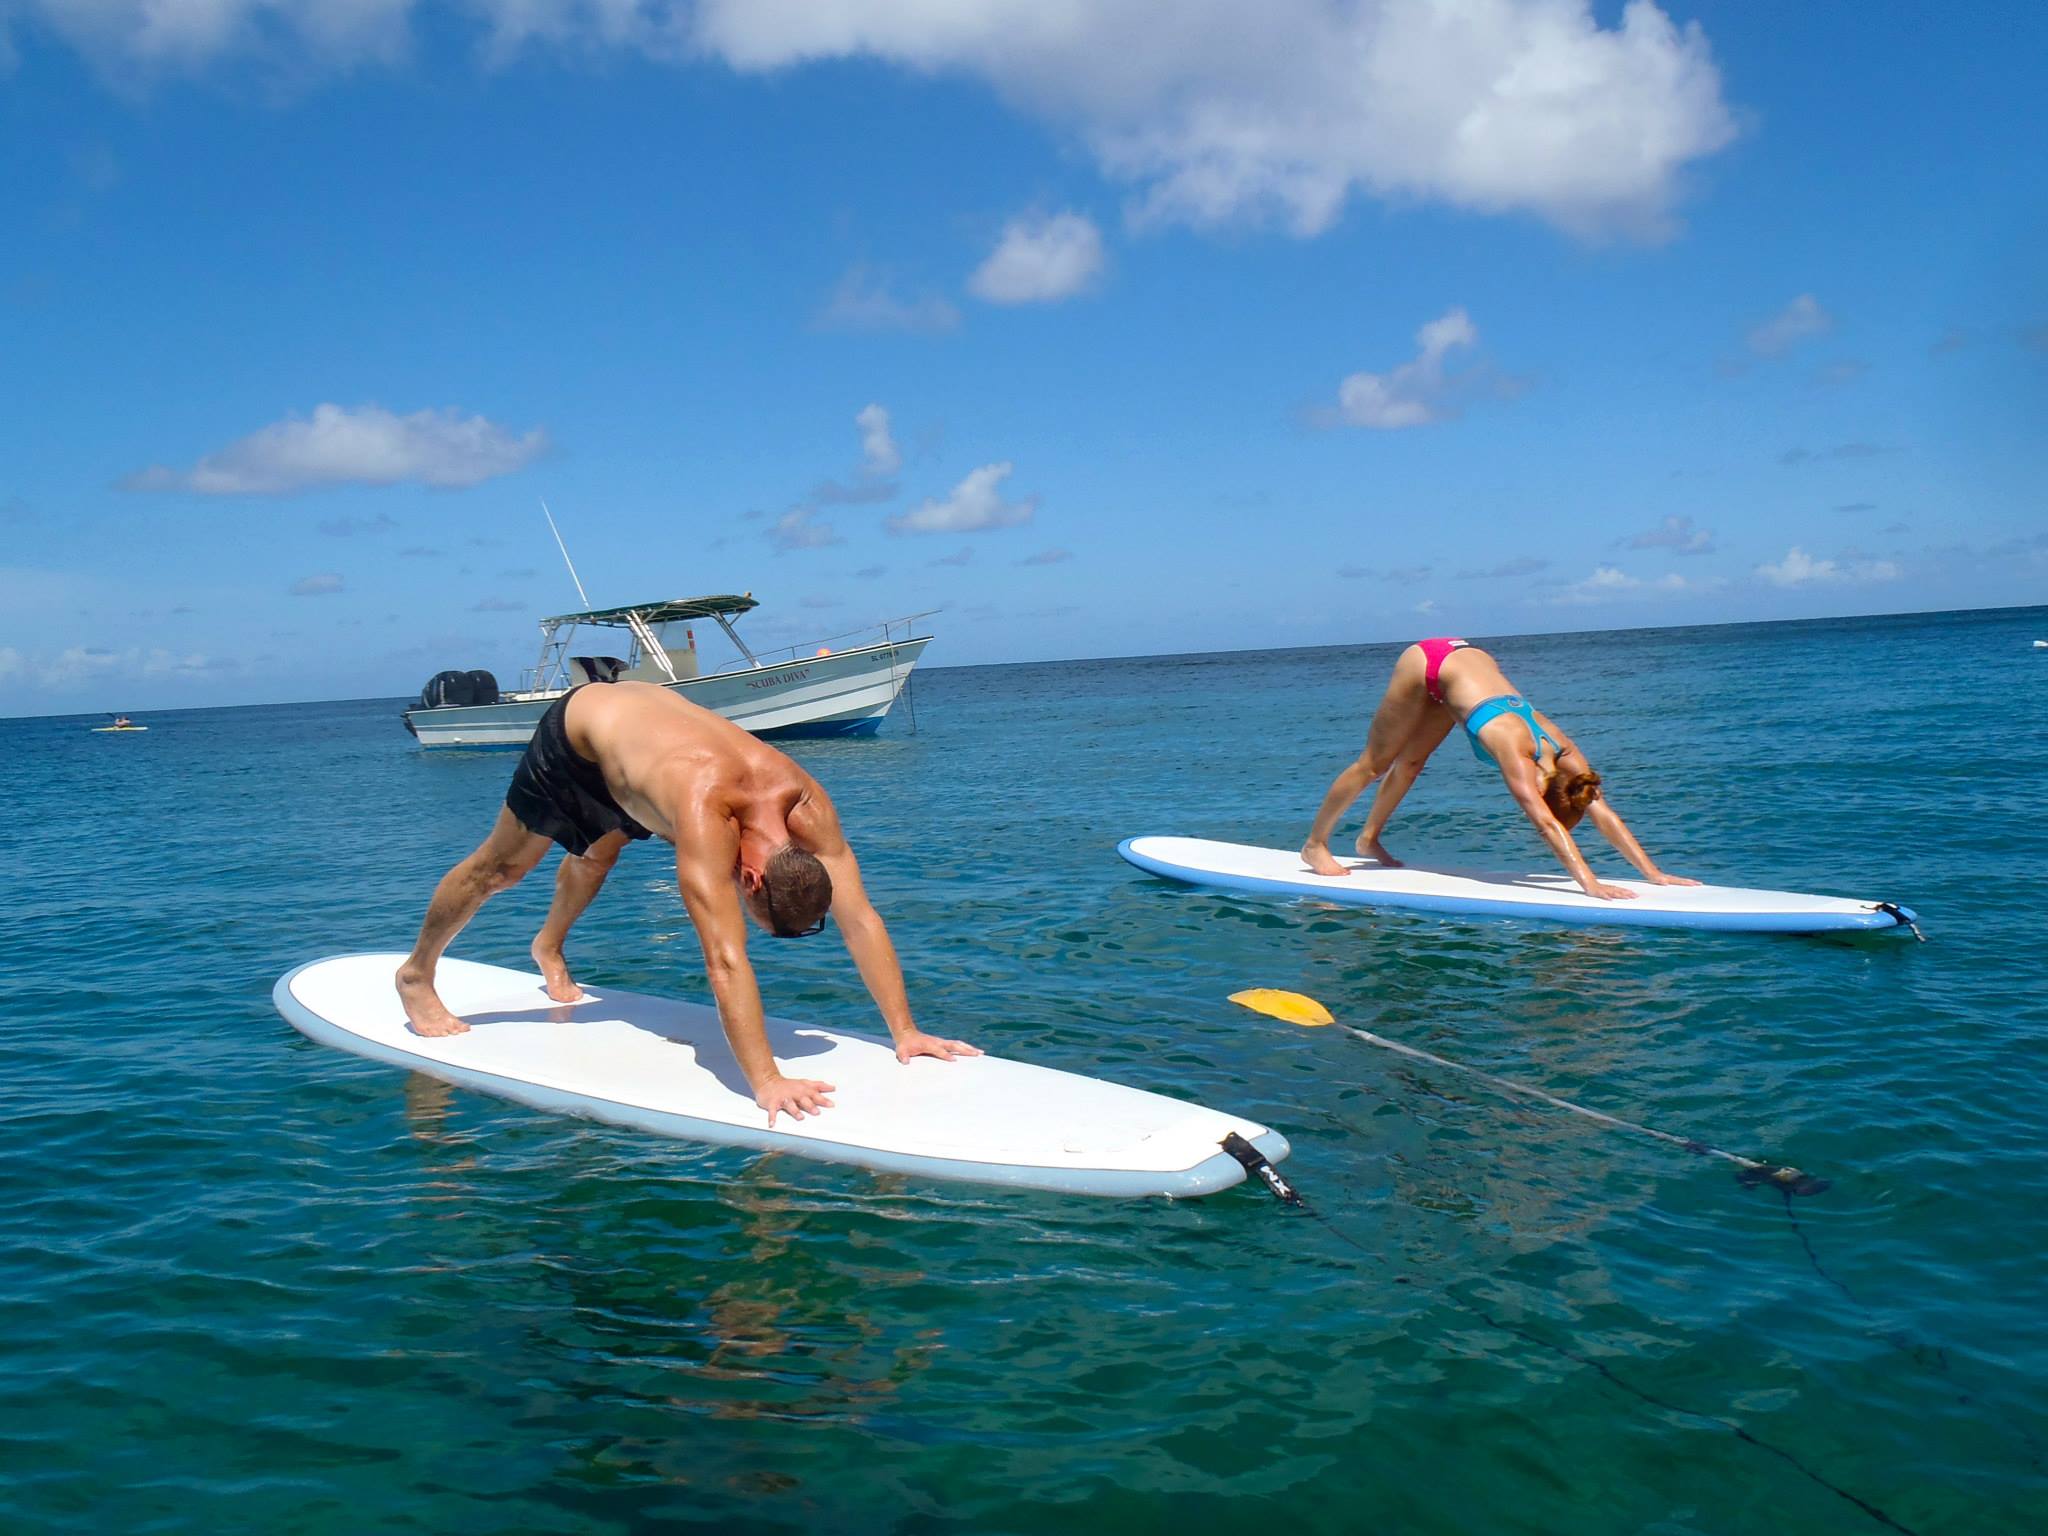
[[1222, 1132, 1302, 1206], [1876, 902, 1926, 942]]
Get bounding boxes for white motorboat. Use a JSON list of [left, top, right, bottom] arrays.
[[401, 594, 933, 749]]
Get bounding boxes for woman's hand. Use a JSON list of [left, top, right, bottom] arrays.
[[1583, 880, 1639, 901], [1643, 871, 1702, 887]]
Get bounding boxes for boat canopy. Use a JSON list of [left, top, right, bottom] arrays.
[[540, 594, 759, 628]]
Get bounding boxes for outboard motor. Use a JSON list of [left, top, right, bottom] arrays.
[[416, 669, 469, 710], [569, 656, 627, 684], [415, 668, 502, 710]]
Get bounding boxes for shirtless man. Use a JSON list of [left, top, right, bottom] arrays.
[[395, 681, 977, 1125]]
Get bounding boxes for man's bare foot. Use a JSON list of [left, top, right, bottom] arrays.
[[396, 965, 470, 1036], [531, 940, 584, 1003], [1301, 842, 1351, 878], [1354, 835, 1402, 867]]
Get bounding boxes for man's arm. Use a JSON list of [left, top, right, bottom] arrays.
[[801, 798, 980, 1064], [1585, 798, 1699, 886], [1498, 759, 1637, 900], [673, 819, 836, 1126]]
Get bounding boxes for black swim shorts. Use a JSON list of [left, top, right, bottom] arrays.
[[505, 686, 653, 858]]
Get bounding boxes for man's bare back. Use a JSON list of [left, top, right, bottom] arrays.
[[565, 681, 817, 846], [393, 681, 978, 1126]]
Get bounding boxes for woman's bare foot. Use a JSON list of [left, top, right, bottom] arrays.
[[396, 965, 470, 1036], [531, 940, 584, 1003], [1354, 835, 1402, 867], [1301, 841, 1351, 878]]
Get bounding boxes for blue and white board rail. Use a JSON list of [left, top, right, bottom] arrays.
[[1117, 836, 1917, 935], [275, 953, 1289, 1198]]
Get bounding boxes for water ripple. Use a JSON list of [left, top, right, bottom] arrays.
[[3, 610, 2045, 1532]]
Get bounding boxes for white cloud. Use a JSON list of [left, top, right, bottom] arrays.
[[697, 0, 1735, 239], [888, 461, 1036, 535], [33, 644, 221, 688], [23, 3, 1736, 242], [291, 572, 345, 596], [1334, 307, 1483, 429], [3, 0, 414, 74], [805, 405, 904, 506], [855, 402, 901, 476], [0, 646, 22, 682], [45, 647, 125, 687], [1458, 554, 1547, 579], [1755, 547, 1900, 588], [1625, 514, 1714, 555], [767, 506, 841, 551], [121, 403, 547, 496], [1747, 294, 1831, 358], [968, 211, 1104, 304], [815, 266, 960, 334], [1553, 565, 1692, 604]]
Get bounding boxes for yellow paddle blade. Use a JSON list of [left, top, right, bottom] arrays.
[[1228, 989, 1335, 1027]]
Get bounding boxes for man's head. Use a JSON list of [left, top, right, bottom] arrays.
[[1541, 765, 1603, 830], [738, 841, 833, 937]]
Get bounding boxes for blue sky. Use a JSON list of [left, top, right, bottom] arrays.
[[3, 1, 2043, 714]]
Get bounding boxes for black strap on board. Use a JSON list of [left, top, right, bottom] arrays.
[[1220, 1132, 1302, 1206], [1875, 902, 1925, 941]]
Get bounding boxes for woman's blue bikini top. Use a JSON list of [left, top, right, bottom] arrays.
[[1464, 694, 1563, 764]]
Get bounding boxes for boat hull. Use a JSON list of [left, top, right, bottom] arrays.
[[402, 636, 929, 748]]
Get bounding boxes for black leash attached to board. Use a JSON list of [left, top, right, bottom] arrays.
[[1222, 1132, 1301, 1205], [1875, 902, 1926, 942], [1228, 989, 1834, 1197]]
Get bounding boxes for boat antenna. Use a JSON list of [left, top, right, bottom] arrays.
[[540, 499, 592, 609]]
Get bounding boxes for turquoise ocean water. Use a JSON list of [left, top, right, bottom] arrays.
[[3, 607, 2045, 1534]]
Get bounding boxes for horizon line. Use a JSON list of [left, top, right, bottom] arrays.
[[4, 598, 2043, 722]]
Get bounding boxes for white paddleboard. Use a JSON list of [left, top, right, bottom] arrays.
[[275, 953, 1289, 1198], [1119, 837, 1916, 935]]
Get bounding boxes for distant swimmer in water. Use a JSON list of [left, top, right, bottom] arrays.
[[1301, 638, 1698, 899], [396, 681, 977, 1124]]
